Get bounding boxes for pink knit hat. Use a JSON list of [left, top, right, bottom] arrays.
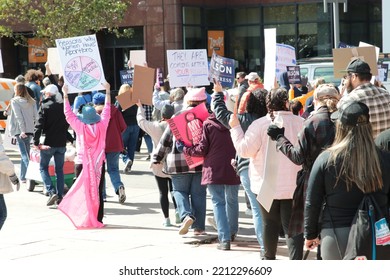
[[185, 87, 207, 102]]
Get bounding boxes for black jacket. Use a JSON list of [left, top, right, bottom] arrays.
[[33, 97, 69, 147]]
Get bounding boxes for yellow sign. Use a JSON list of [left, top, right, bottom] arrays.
[[208, 30, 224, 57], [28, 38, 47, 63]]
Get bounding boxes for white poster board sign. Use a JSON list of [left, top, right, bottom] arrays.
[[55, 34, 105, 94], [263, 28, 277, 91], [276, 43, 296, 80], [167, 49, 210, 88], [130, 50, 146, 66], [0, 49, 3, 73], [47, 48, 62, 76]]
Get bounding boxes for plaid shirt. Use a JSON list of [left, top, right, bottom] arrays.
[[142, 104, 154, 121], [338, 83, 390, 138], [152, 119, 203, 174], [276, 106, 336, 237]]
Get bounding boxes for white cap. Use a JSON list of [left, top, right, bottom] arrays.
[[244, 72, 260, 81], [42, 84, 59, 96]]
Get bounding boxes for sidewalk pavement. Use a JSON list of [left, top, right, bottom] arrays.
[[0, 143, 316, 265]]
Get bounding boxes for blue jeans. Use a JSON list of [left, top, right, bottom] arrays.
[[106, 151, 123, 193], [143, 133, 153, 153], [39, 147, 66, 198], [16, 135, 32, 181], [240, 168, 264, 248], [122, 124, 140, 162], [171, 173, 206, 231], [208, 184, 239, 242], [0, 194, 6, 230]]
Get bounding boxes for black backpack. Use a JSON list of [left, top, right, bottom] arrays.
[[343, 194, 390, 260]]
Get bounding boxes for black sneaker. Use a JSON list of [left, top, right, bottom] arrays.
[[47, 194, 58, 206], [217, 241, 231, 250], [118, 186, 126, 204]]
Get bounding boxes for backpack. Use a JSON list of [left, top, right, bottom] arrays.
[[343, 194, 390, 260]]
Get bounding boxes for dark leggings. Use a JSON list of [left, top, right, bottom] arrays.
[[260, 199, 304, 260], [154, 176, 177, 218], [75, 163, 105, 223]]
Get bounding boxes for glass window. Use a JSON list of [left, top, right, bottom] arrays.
[[227, 26, 261, 74], [183, 26, 202, 49], [228, 7, 261, 25], [298, 3, 329, 21], [183, 6, 201, 25], [264, 24, 296, 47], [298, 22, 331, 59], [264, 5, 295, 24], [313, 67, 340, 85], [205, 8, 226, 26]]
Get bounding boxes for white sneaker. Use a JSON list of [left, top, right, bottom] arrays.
[[163, 218, 172, 227], [124, 159, 133, 173], [179, 216, 194, 235], [207, 216, 217, 230]]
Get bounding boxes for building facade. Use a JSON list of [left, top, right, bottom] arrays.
[[0, 0, 382, 91]]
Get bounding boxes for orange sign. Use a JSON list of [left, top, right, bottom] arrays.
[[208, 30, 224, 57], [28, 38, 47, 63]]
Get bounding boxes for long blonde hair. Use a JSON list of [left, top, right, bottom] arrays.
[[14, 82, 36, 105], [326, 118, 383, 193]]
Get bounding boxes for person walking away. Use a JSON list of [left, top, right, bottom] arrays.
[[267, 83, 340, 259], [59, 82, 111, 228], [229, 87, 304, 260], [8, 83, 38, 184], [0, 134, 20, 230], [25, 69, 44, 109], [305, 101, 390, 259], [137, 101, 179, 226], [93, 92, 127, 204], [33, 84, 70, 206]]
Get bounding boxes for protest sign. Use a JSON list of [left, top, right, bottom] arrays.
[[167, 103, 209, 169], [47, 48, 62, 75], [207, 30, 224, 57], [167, 49, 210, 88], [377, 64, 389, 82], [115, 88, 134, 111], [0, 49, 3, 73], [263, 28, 277, 91], [119, 69, 134, 85], [28, 38, 47, 63], [132, 65, 155, 106], [332, 46, 378, 78], [55, 34, 105, 94], [209, 52, 235, 88], [286, 65, 302, 84], [130, 50, 146, 66], [156, 68, 164, 87], [276, 43, 296, 79]]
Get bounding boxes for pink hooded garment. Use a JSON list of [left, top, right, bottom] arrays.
[[59, 99, 110, 229]]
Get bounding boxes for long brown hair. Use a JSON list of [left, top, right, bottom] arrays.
[[266, 87, 289, 121], [326, 118, 383, 193], [14, 82, 36, 105]]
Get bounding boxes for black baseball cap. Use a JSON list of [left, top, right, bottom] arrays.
[[331, 101, 370, 126], [343, 58, 371, 74]]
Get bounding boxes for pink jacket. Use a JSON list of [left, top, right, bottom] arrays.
[[59, 100, 110, 229], [230, 111, 303, 200]]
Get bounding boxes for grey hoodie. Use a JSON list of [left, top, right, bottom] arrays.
[[9, 96, 38, 136]]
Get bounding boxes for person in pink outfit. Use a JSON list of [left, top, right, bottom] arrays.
[[59, 82, 111, 229]]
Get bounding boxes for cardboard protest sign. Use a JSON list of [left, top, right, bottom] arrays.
[[286, 65, 302, 84], [130, 50, 146, 66], [207, 30, 224, 57], [119, 69, 134, 85], [209, 51, 235, 88], [115, 88, 134, 111], [332, 46, 378, 78], [132, 65, 155, 106], [167, 49, 210, 88], [28, 38, 47, 63], [47, 48, 62, 75], [167, 103, 209, 169], [0, 49, 3, 73], [55, 34, 105, 94], [263, 28, 277, 91]]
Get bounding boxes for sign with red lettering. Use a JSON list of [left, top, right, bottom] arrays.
[[167, 103, 209, 169]]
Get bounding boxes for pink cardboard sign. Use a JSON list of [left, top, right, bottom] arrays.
[[167, 103, 209, 169]]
